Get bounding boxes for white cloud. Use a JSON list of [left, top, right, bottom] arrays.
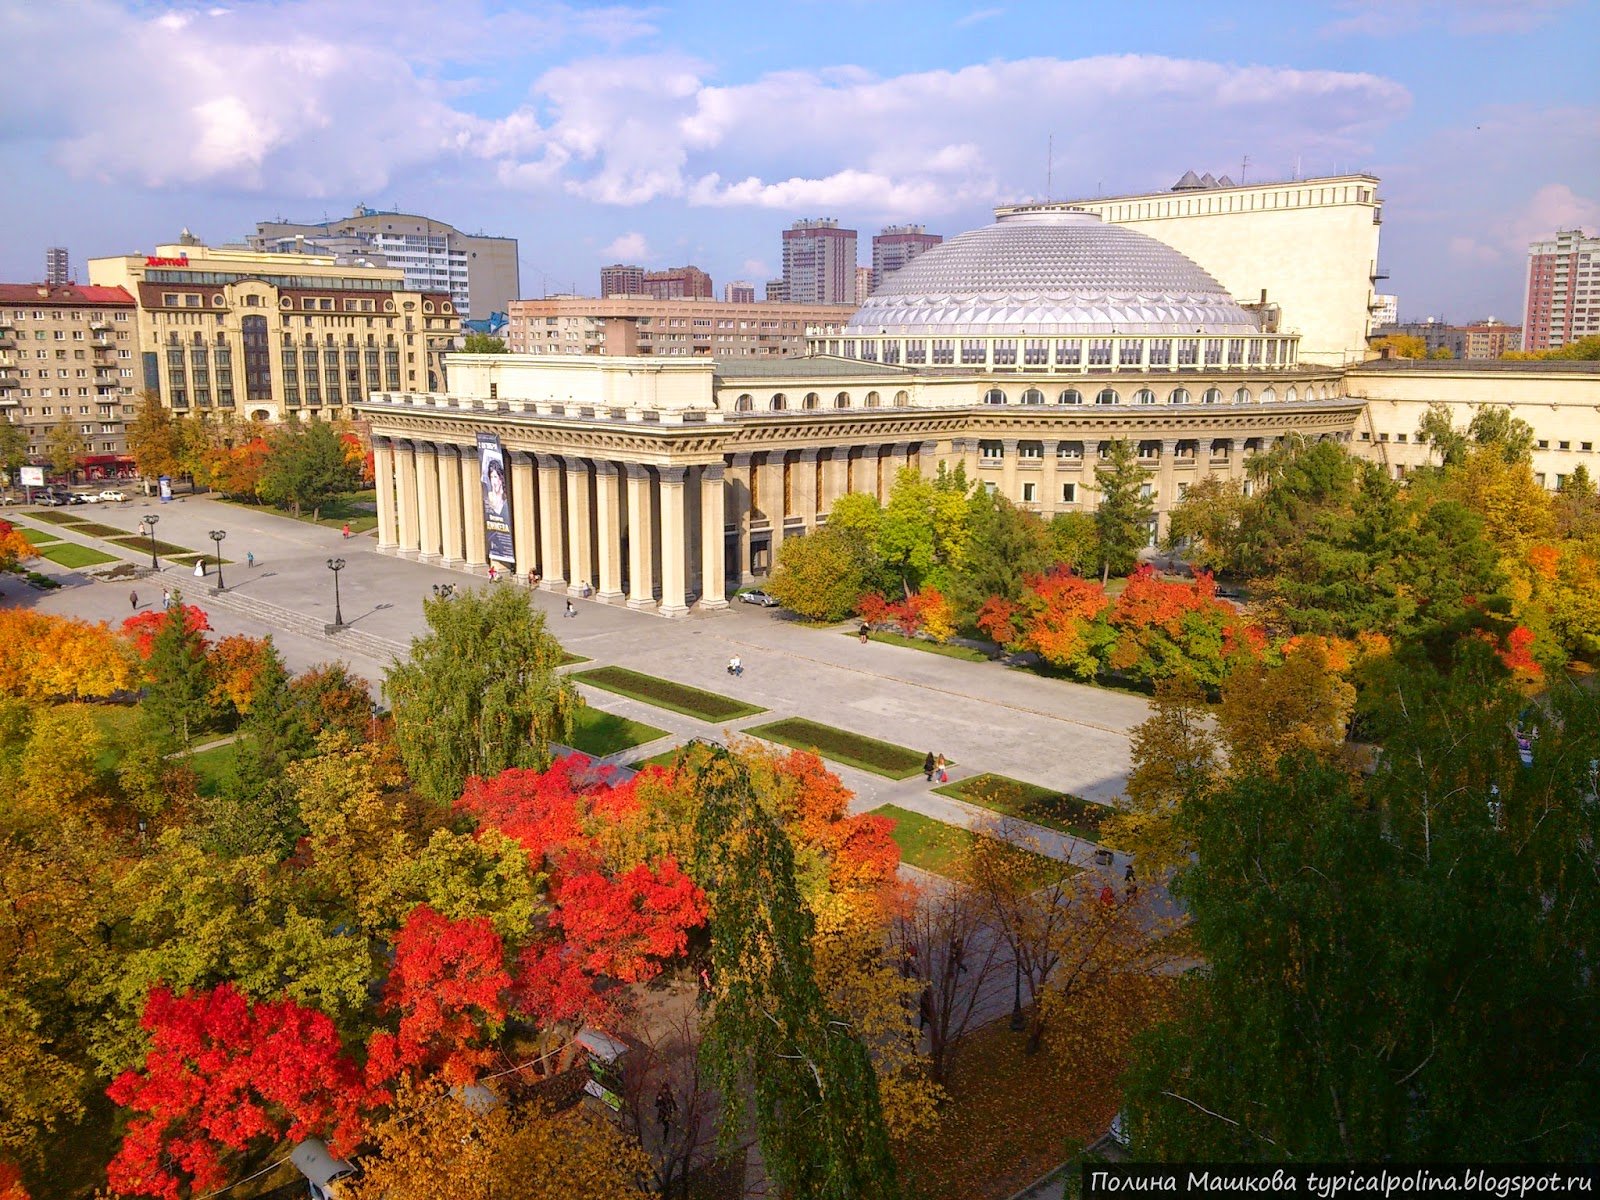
[[1321, 0, 1574, 37], [1507, 183, 1600, 248], [601, 231, 652, 261], [953, 7, 1004, 28]]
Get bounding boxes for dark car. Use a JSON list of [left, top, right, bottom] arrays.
[[35, 492, 64, 506], [738, 588, 781, 607], [67, 492, 88, 505]]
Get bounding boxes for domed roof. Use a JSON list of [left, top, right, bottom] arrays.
[[845, 207, 1259, 337]]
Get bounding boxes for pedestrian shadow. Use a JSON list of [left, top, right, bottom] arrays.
[[341, 602, 393, 627]]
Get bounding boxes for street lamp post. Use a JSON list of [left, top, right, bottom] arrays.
[[208, 530, 226, 592], [1010, 958, 1025, 1033], [142, 514, 160, 571], [325, 557, 346, 633]]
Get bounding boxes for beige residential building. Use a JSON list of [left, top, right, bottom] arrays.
[[0, 283, 140, 479], [1069, 173, 1384, 366], [88, 242, 461, 425], [506, 297, 856, 360]]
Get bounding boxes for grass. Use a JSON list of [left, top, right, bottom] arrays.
[[219, 490, 379, 532], [70, 520, 132, 538], [858, 629, 992, 662], [871, 804, 1069, 883], [19, 527, 63, 544], [36, 541, 118, 568], [566, 704, 669, 758], [933, 773, 1114, 843], [188, 740, 239, 797], [559, 651, 589, 666], [573, 665, 764, 723], [25, 509, 89, 525], [745, 717, 926, 779], [109, 535, 192, 557]]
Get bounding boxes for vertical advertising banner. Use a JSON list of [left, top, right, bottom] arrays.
[[158, 476, 173, 502], [477, 433, 515, 565]]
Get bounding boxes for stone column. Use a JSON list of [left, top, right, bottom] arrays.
[[395, 439, 420, 554], [626, 464, 656, 609], [1157, 438, 1180, 539], [727, 452, 752, 585], [792, 449, 819, 532], [535, 454, 566, 589], [875, 443, 898, 501], [373, 437, 399, 551], [658, 466, 689, 617], [999, 437, 1019, 505], [759, 451, 786, 572], [594, 462, 624, 603], [821, 447, 850, 516], [1082, 440, 1101, 511], [416, 443, 441, 560], [463, 449, 488, 571], [564, 456, 595, 596], [1041, 439, 1060, 515], [439, 445, 465, 566], [1229, 437, 1249, 482], [699, 463, 728, 610], [511, 451, 538, 581]]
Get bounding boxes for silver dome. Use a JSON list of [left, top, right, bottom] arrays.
[[845, 207, 1259, 337]]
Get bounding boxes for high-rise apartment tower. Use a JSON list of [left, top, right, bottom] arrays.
[[1523, 228, 1599, 351], [781, 219, 857, 305]]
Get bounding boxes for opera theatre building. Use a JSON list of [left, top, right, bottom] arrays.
[[357, 202, 1370, 616]]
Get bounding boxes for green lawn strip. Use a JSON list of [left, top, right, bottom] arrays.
[[26, 510, 90, 526], [871, 804, 1069, 883], [168, 553, 232, 569], [744, 716, 926, 779], [628, 745, 686, 771], [932, 773, 1114, 844], [573, 665, 764, 723], [856, 629, 991, 662], [559, 652, 589, 666], [69, 520, 132, 538], [19, 528, 63, 544], [566, 704, 669, 758], [217, 492, 379, 532], [37, 542, 119, 568], [108, 535, 192, 556], [187, 741, 240, 797]]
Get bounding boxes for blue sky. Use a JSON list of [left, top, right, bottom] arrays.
[[2, 0, 1595, 321]]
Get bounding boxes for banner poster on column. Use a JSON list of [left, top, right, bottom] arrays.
[[158, 476, 172, 502], [477, 433, 515, 564]]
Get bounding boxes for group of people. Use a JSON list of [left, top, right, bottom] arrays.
[[922, 751, 948, 783]]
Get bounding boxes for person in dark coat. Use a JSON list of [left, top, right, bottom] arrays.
[[923, 751, 937, 782]]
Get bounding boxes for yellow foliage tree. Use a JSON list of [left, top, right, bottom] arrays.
[[350, 1082, 649, 1200], [16, 707, 104, 823], [0, 612, 136, 702]]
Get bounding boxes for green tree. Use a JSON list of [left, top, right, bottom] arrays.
[[691, 749, 902, 1200], [1415, 401, 1468, 468], [0, 421, 26, 482], [874, 466, 967, 596], [767, 524, 877, 621], [141, 596, 214, 749], [461, 332, 509, 354], [206, 641, 314, 858], [1553, 463, 1600, 539], [1162, 476, 1247, 574], [1125, 652, 1600, 1160], [1046, 511, 1099, 576], [258, 419, 361, 518], [125, 391, 182, 483], [1465, 405, 1535, 464], [945, 489, 1051, 621], [1092, 439, 1154, 582], [386, 586, 579, 806], [44, 417, 87, 484]]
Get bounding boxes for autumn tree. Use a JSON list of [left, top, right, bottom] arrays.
[[106, 984, 367, 1200], [461, 332, 509, 354], [893, 879, 1001, 1085], [257, 418, 361, 518], [1163, 475, 1248, 575], [0, 522, 32, 574], [1092, 439, 1155, 582], [0, 423, 26, 483], [350, 1081, 648, 1200], [43, 417, 87, 485], [981, 571, 1113, 679], [134, 599, 213, 749], [690, 749, 903, 1200], [205, 634, 275, 719], [124, 392, 181, 483], [1046, 510, 1100, 576], [1217, 640, 1355, 773], [1369, 333, 1427, 359], [767, 523, 877, 620], [386, 586, 579, 805], [290, 661, 375, 740]]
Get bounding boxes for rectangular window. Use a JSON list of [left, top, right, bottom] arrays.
[[1118, 340, 1143, 366], [931, 340, 954, 365], [1061, 482, 1077, 503], [1021, 482, 1036, 503], [992, 340, 1017, 365], [1087, 339, 1113, 366], [961, 340, 986, 364], [1017, 441, 1043, 459], [978, 440, 1004, 460], [1055, 339, 1082, 366]]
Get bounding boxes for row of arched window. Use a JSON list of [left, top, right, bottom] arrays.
[[983, 385, 1332, 406], [730, 389, 913, 412]]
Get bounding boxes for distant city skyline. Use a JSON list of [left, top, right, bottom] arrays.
[[2, 0, 1594, 320]]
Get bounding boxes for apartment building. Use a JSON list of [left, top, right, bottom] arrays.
[[782, 219, 857, 305], [1523, 228, 1599, 351], [506, 296, 856, 359], [0, 283, 140, 477], [250, 205, 518, 319], [88, 242, 460, 424], [871, 225, 942, 291]]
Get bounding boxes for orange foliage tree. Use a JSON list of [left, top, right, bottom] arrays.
[[202, 437, 271, 499], [120, 604, 212, 662], [206, 635, 275, 717], [0, 610, 137, 700], [0, 521, 34, 572], [1104, 566, 1260, 687]]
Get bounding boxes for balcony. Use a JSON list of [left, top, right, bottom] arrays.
[[0, 337, 15, 350], [90, 337, 111, 349], [90, 320, 110, 331]]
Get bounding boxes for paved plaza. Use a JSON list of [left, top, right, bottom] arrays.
[[4, 493, 1149, 873]]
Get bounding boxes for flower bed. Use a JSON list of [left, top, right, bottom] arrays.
[[933, 773, 1113, 843], [573, 666, 764, 723], [745, 717, 926, 779]]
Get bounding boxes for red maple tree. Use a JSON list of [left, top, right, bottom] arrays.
[[366, 905, 511, 1089], [120, 604, 213, 660], [456, 757, 642, 867], [106, 985, 366, 1200]]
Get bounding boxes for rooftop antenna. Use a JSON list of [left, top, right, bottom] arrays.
[[1046, 134, 1053, 201], [1240, 155, 1250, 184]]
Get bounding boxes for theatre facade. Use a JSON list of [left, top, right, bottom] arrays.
[[357, 206, 1365, 616]]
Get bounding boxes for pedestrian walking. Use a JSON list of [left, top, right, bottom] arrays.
[[935, 752, 948, 783], [564, 599, 575, 618], [487, 563, 497, 581], [727, 654, 742, 676], [655, 1083, 677, 1136], [129, 589, 139, 610], [161, 588, 171, 611], [246, 551, 255, 568], [341, 522, 351, 539], [949, 937, 968, 975], [923, 751, 936, 783]]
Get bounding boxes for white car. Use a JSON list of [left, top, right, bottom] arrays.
[[99, 489, 127, 502], [80, 493, 102, 503], [738, 588, 781, 607]]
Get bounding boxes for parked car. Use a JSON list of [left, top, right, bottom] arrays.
[[66, 492, 88, 505], [738, 588, 780, 607], [99, 489, 127, 502], [80, 492, 103, 503], [34, 492, 63, 506]]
